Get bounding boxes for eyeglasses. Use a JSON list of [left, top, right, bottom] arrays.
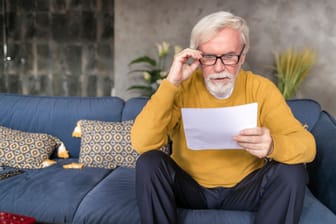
[[199, 44, 245, 66]]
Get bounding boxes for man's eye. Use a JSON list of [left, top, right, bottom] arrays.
[[222, 54, 235, 59], [204, 55, 216, 59]]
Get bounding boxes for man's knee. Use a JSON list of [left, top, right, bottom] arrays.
[[274, 163, 308, 188], [136, 150, 168, 171]]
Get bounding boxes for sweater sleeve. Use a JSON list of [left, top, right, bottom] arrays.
[[259, 81, 316, 164], [131, 79, 180, 154]]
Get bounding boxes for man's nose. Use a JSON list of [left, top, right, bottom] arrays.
[[213, 58, 227, 73]]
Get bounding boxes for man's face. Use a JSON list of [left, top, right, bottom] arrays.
[[198, 28, 246, 99]]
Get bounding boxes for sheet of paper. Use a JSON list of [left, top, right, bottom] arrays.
[[181, 103, 258, 150]]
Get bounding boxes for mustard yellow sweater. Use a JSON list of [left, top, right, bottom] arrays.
[[131, 70, 316, 188]]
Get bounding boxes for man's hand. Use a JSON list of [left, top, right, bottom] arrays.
[[166, 48, 202, 86], [234, 127, 274, 158]]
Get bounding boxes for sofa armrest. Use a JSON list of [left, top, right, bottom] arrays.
[[308, 111, 336, 214]]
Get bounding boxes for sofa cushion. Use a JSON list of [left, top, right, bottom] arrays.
[[73, 167, 336, 224], [0, 94, 125, 158], [0, 125, 62, 169], [76, 119, 169, 169], [0, 159, 112, 223], [73, 167, 140, 224]]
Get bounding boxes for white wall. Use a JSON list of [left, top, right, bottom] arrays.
[[114, 0, 336, 116]]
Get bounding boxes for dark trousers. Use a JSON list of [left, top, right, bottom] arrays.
[[136, 150, 308, 224]]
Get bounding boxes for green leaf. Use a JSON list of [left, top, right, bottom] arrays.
[[129, 56, 157, 66], [146, 69, 161, 83], [127, 85, 152, 90], [128, 69, 152, 75]]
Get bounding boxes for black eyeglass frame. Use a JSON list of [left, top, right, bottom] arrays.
[[199, 44, 246, 66]]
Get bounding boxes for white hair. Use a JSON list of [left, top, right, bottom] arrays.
[[190, 11, 249, 53]]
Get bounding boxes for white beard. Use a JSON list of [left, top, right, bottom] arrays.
[[204, 71, 236, 99]]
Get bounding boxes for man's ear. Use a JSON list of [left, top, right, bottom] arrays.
[[240, 53, 247, 65]]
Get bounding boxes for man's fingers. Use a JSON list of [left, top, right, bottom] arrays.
[[239, 127, 264, 136], [175, 48, 203, 64]]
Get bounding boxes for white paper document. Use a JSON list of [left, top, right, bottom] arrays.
[[181, 103, 258, 150]]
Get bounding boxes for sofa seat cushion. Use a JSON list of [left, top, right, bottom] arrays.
[[73, 167, 140, 224], [73, 167, 336, 224], [0, 159, 112, 223], [178, 188, 336, 224]]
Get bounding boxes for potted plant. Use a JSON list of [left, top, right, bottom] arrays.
[[128, 41, 181, 97], [273, 47, 317, 99]]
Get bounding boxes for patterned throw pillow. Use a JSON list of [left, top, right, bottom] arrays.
[[0, 125, 63, 169], [75, 119, 170, 169]]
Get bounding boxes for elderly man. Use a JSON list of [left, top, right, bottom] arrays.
[[131, 11, 316, 224]]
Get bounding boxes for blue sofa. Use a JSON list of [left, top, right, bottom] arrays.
[[0, 93, 335, 224]]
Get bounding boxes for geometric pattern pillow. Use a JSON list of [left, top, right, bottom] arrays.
[[0, 125, 63, 169], [76, 119, 170, 169]]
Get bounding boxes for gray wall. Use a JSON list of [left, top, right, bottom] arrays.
[[0, 0, 114, 97], [114, 0, 336, 116]]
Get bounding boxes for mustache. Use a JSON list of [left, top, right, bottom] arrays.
[[206, 72, 234, 80]]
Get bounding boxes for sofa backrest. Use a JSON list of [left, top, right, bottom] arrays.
[[286, 99, 321, 131], [124, 97, 323, 131], [0, 94, 325, 160], [0, 94, 125, 158], [122, 97, 149, 121]]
